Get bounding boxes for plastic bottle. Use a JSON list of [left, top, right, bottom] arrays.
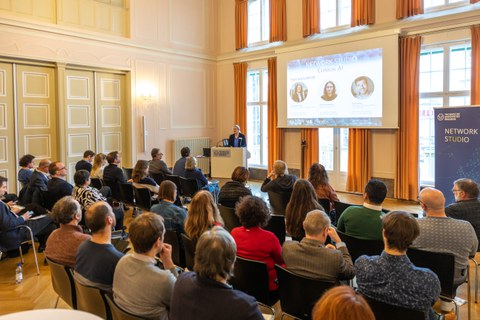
[[15, 263, 23, 284]]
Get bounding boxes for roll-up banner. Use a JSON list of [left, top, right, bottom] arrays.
[[434, 106, 480, 205]]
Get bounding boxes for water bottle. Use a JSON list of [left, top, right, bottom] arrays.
[[15, 263, 23, 284]]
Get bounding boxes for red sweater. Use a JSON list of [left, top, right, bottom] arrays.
[[231, 226, 285, 290]]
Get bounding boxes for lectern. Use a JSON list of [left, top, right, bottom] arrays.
[[211, 147, 247, 178]]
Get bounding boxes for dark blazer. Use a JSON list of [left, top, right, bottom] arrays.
[[228, 133, 246, 148], [47, 177, 73, 204], [103, 164, 126, 199], [0, 201, 25, 250], [29, 170, 49, 191]]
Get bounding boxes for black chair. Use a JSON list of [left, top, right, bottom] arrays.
[[74, 278, 111, 320], [218, 205, 241, 232], [180, 233, 196, 270], [90, 178, 103, 190], [318, 198, 331, 213], [179, 177, 199, 199], [229, 256, 276, 306], [337, 231, 384, 262], [275, 265, 337, 320], [104, 179, 122, 201], [333, 200, 353, 223], [118, 182, 135, 206], [264, 214, 286, 246], [111, 238, 131, 254], [267, 191, 291, 216], [363, 295, 425, 320], [133, 186, 153, 210], [164, 230, 184, 267], [122, 167, 133, 180], [149, 172, 165, 185], [165, 175, 182, 196], [42, 190, 56, 211], [46, 258, 77, 309], [104, 293, 144, 320]]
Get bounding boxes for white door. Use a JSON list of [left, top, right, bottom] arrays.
[[318, 128, 348, 191]]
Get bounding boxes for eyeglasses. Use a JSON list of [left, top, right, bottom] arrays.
[[451, 189, 461, 193], [58, 167, 66, 170]]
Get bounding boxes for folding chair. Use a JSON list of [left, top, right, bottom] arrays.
[[74, 278, 111, 319], [90, 178, 103, 190], [179, 177, 199, 199], [180, 233, 196, 271], [337, 231, 384, 262], [46, 257, 77, 309], [104, 293, 144, 320], [133, 186, 153, 211], [218, 205, 241, 232], [267, 191, 291, 216], [164, 230, 184, 267], [363, 295, 425, 320], [264, 214, 286, 246]]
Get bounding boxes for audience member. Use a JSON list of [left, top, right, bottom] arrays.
[[231, 196, 284, 294], [337, 179, 387, 240], [47, 161, 73, 205], [312, 285, 375, 320], [218, 166, 252, 208], [308, 163, 339, 210], [283, 210, 354, 282], [131, 159, 159, 194], [91, 153, 107, 179], [113, 213, 177, 320], [185, 190, 223, 241], [18, 154, 35, 188], [184, 156, 219, 197], [45, 196, 90, 268], [72, 170, 123, 230], [173, 147, 190, 177], [445, 178, 480, 243], [28, 158, 51, 191], [413, 187, 478, 289], [75, 150, 95, 172], [0, 176, 56, 253], [103, 151, 126, 200], [149, 148, 172, 177], [151, 180, 187, 236], [170, 227, 263, 320], [260, 160, 297, 194], [75, 201, 124, 292], [355, 211, 441, 319], [285, 179, 323, 241]]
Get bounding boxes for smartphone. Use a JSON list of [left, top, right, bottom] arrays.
[[28, 210, 34, 216]]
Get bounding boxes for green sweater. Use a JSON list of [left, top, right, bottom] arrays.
[[337, 205, 383, 240]]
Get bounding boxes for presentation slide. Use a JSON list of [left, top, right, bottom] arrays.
[[287, 48, 383, 126]]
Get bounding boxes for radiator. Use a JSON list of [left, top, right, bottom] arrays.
[[172, 137, 211, 175]]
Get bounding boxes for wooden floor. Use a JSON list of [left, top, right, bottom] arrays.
[[0, 181, 478, 319]]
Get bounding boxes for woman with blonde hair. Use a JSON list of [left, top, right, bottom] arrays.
[[312, 286, 374, 320], [185, 190, 223, 241], [91, 153, 107, 179]]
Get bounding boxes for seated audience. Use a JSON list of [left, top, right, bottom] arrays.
[[18, 154, 35, 189], [231, 196, 284, 294], [312, 286, 375, 320], [149, 148, 172, 177], [75, 150, 95, 172], [91, 153, 107, 179], [45, 196, 90, 268], [260, 160, 297, 194], [170, 227, 263, 320], [414, 187, 478, 290], [113, 213, 177, 320], [75, 201, 124, 292], [151, 180, 187, 236], [283, 210, 354, 282], [173, 146, 190, 177], [308, 163, 339, 210], [21, 158, 51, 205], [47, 161, 73, 205], [185, 190, 223, 241], [103, 151, 127, 200], [445, 178, 480, 243], [0, 176, 56, 253], [131, 159, 159, 195], [218, 166, 252, 208], [355, 211, 441, 319], [184, 156, 219, 197], [72, 170, 123, 230], [337, 179, 387, 240], [285, 179, 323, 241]]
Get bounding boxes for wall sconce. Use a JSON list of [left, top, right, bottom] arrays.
[[141, 93, 153, 103], [137, 82, 156, 104]]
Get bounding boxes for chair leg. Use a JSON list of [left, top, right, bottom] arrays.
[[472, 258, 478, 303], [25, 226, 40, 275], [19, 246, 24, 264]]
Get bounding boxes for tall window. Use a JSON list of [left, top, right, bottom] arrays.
[[247, 69, 269, 167], [320, 0, 351, 31], [419, 41, 471, 186], [318, 128, 349, 190], [424, 0, 468, 10], [248, 0, 269, 45]]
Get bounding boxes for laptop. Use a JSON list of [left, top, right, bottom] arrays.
[[203, 147, 211, 157]]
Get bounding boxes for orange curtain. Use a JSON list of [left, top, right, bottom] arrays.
[[235, 0, 248, 50], [268, 57, 284, 172], [472, 25, 480, 105], [471, 0, 480, 3], [234, 63, 248, 133], [346, 129, 371, 192], [395, 36, 421, 200], [302, 0, 320, 37], [396, 0, 424, 19], [270, 0, 287, 42], [301, 129, 319, 178], [351, 0, 375, 27]]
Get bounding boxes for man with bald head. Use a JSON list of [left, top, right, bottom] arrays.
[[414, 187, 478, 289]]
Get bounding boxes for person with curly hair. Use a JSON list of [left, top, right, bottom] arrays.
[[231, 196, 285, 295], [184, 190, 223, 241], [285, 179, 323, 241]]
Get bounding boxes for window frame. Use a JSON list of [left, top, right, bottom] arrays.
[[423, 0, 469, 12], [319, 0, 351, 33], [247, 0, 270, 47]]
